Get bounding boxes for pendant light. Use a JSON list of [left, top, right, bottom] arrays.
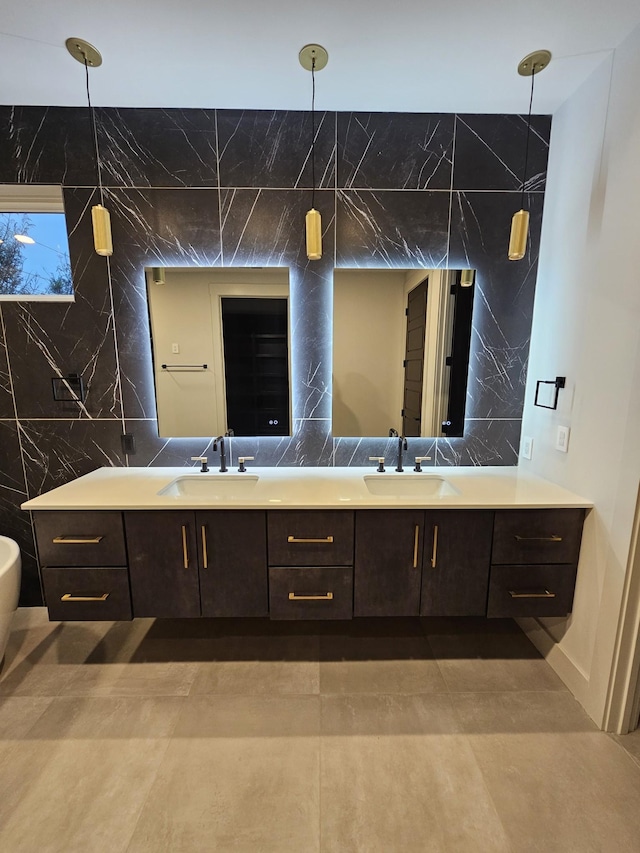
[[299, 44, 328, 261], [508, 50, 551, 261], [66, 38, 113, 257]]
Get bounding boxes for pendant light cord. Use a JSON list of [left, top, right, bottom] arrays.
[[520, 67, 536, 209], [83, 56, 106, 208], [311, 56, 316, 210]]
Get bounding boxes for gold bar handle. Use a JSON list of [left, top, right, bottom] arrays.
[[61, 593, 110, 602], [431, 524, 439, 568], [514, 535, 562, 542], [201, 525, 208, 569], [181, 525, 189, 569], [288, 592, 334, 601], [508, 589, 557, 599], [413, 525, 420, 569], [53, 536, 103, 544], [287, 536, 334, 544]]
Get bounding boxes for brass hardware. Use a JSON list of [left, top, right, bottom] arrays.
[[61, 593, 109, 602], [413, 525, 420, 568], [288, 592, 334, 601], [181, 525, 189, 569], [52, 536, 103, 544], [514, 535, 562, 542], [201, 525, 208, 569], [431, 524, 439, 568], [287, 536, 334, 544], [508, 589, 556, 599]]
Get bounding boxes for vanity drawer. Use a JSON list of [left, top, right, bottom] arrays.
[[268, 566, 353, 620], [267, 511, 354, 566], [34, 511, 127, 567], [42, 567, 132, 621], [492, 509, 585, 565], [487, 563, 578, 618]]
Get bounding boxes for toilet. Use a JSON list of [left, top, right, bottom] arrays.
[[0, 536, 21, 669]]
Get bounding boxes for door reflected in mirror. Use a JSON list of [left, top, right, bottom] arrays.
[[332, 268, 474, 438], [146, 267, 291, 438]]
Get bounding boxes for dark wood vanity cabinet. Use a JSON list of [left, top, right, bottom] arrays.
[[354, 509, 494, 617], [124, 510, 268, 619]]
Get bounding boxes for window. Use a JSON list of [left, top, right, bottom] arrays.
[[0, 186, 74, 301]]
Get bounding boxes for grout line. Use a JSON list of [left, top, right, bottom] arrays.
[[62, 184, 546, 194]]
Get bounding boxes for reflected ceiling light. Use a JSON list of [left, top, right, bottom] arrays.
[[14, 234, 35, 244], [66, 37, 113, 257], [508, 50, 551, 262], [299, 44, 328, 261], [460, 269, 475, 288]]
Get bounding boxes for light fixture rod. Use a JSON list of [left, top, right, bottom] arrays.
[[520, 69, 535, 209]]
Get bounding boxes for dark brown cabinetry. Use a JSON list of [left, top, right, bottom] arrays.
[[34, 510, 132, 621], [354, 509, 494, 617], [487, 508, 585, 618], [124, 510, 268, 618]]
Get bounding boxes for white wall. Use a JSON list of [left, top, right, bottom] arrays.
[[520, 22, 640, 727]]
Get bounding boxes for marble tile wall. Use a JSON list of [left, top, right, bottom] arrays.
[[0, 107, 551, 604]]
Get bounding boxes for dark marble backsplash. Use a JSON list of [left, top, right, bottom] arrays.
[[0, 107, 550, 604]]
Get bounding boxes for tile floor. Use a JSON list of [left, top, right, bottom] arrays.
[[2, 608, 640, 852]]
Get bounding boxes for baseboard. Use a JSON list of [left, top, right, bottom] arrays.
[[517, 616, 598, 726]]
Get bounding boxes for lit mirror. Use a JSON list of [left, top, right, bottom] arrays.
[[332, 268, 475, 438], [146, 267, 291, 438]]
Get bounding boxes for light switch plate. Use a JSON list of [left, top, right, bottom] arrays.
[[521, 435, 533, 460], [556, 425, 570, 453], [171, 343, 180, 354]]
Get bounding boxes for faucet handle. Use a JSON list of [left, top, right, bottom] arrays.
[[238, 456, 254, 473], [191, 456, 209, 473], [413, 456, 431, 472], [369, 456, 385, 473]]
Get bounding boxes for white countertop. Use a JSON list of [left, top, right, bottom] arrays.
[[20, 466, 592, 511]]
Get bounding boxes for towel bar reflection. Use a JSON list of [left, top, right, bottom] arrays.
[[161, 364, 208, 371]]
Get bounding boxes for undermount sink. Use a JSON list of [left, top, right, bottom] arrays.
[[158, 474, 259, 498], [363, 474, 459, 498]]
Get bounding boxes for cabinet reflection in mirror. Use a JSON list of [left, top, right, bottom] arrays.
[[146, 267, 291, 438], [333, 269, 474, 438]]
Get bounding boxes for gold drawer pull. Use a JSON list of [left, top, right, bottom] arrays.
[[413, 525, 420, 569], [431, 524, 439, 568], [61, 593, 110, 602], [514, 535, 562, 542], [181, 525, 189, 569], [287, 536, 334, 544], [53, 536, 104, 544], [288, 592, 334, 601], [508, 589, 556, 599], [201, 525, 209, 569]]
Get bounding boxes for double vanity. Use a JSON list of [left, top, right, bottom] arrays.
[[21, 466, 591, 625]]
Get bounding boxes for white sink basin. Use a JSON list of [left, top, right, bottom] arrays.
[[159, 475, 259, 499], [363, 474, 459, 498]]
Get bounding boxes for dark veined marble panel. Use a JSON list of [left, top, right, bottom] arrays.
[[107, 187, 222, 420], [19, 419, 125, 499], [217, 110, 336, 189], [230, 419, 333, 468], [337, 112, 454, 190], [453, 114, 551, 191], [0, 312, 14, 418], [2, 189, 121, 420], [332, 435, 437, 469], [0, 421, 40, 605], [436, 420, 521, 466], [0, 106, 99, 185], [96, 108, 218, 187], [448, 191, 544, 420], [335, 190, 450, 268], [123, 421, 216, 468]]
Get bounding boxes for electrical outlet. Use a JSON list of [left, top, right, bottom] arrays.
[[171, 343, 180, 354], [521, 436, 533, 460], [555, 425, 570, 453]]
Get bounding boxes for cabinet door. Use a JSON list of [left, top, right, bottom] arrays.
[[197, 510, 268, 617], [124, 511, 200, 618], [354, 510, 424, 617], [420, 510, 494, 616]]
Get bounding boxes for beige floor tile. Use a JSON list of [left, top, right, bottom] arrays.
[[609, 728, 640, 769], [126, 695, 320, 852], [58, 660, 199, 697], [0, 696, 54, 739], [320, 696, 509, 852], [451, 690, 598, 735], [467, 730, 640, 852], [0, 661, 79, 697]]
